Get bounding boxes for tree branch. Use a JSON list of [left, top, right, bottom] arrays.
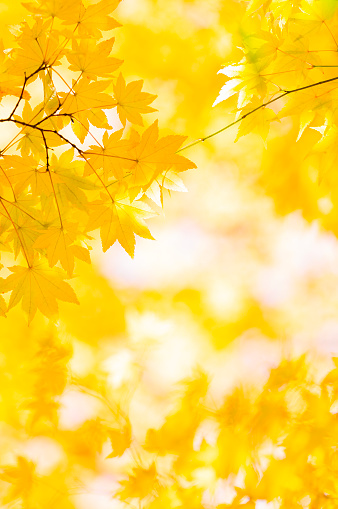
[[177, 74, 338, 153]]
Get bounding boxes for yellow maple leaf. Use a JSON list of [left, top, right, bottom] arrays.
[[146, 169, 188, 206], [114, 73, 157, 126], [117, 463, 158, 501], [22, 0, 82, 21], [49, 150, 98, 210], [0, 259, 79, 322], [67, 37, 122, 80], [0, 456, 35, 504], [9, 19, 62, 78], [2, 154, 51, 195], [33, 222, 86, 276], [127, 120, 196, 191], [14, 102, 62, 157], [0, 85, 30, 101], [59, 78, 116, 142], [61, 0, 121, 37], [85, 129, 136, 182], [235, 99, 277, 142], [87, 192, 156, 256]]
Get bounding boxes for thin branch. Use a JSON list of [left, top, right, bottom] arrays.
[[52, 130, 115, 201], [84, 150, 137, 163], [41, 131, 50, 171], [8, 73, 28, 119], [0, 196, 45, 227], [79, 151, 115, 202], [1, 64, 47, 124], [69, 115, 104, 148], [177, 74, 338, 153], [106, 172, 132, 187], [41, 131, 63, 228], [323, 19, 338, 49]]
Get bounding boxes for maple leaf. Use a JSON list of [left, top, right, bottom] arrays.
[[41, 69, 59, 114], [0, 456, 35, 504], [145, 169, 188, 206], [5, 213, 42, 265], [14, 102, 62, 157], [9, 19, 62, 78], [2, 154, 52, 195], [22, 0, 82, 20], [87, 192, 156, 256], [0, 259, 79, 322], [117, 463, 158, 501], [114, 73, 157, 126], [235, 99, 277, 142], [0, 0, 198, 323], [0, 85, 30, 102], [33, 222, 86, 276], [66, 38, 122, 80], [213, 61, 268, 108], [61, 0, 122, 37], [127, 120, 196, 192], [49, 150, 98, 209], [25, 397, 60, 427], [85, 129, 135, 182], [0, 40, 30, 100], [59, 78, 116, 142]]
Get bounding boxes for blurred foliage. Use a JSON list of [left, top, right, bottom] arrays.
[[0, 1, 338, 509]]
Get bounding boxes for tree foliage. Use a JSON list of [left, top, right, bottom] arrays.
[[0, 0, 195, 321]]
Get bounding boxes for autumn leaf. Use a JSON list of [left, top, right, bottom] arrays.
[[61, 0, 121, 37], [85, 128, 135, 182], [117, 463, 158, 501], [22, 0, 82, 20], [0, 259, 79, 322], [114, 73, 157, 126], [235, 99, 277, 142], [59, 78, 116, 142], [145, 170, 188, 206], [87, 192, 156, 256], [9, 19, 62, 78], [0, 0, 199, 324], [127, 120, 196, 192], [0, 456, 35, 504], [33, 222, 87, 276], [66, 38, 122, 80], [1, 1, 338, 509]]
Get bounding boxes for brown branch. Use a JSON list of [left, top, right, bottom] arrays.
[[41, 131, 63, 228], [8, 73, 28, 120], [1, 64, 48, 124]]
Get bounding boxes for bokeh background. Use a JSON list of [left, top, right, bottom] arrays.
[[1, 0, 338, 508]]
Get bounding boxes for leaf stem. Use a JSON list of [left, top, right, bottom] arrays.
[[0, 198, 31, 267]]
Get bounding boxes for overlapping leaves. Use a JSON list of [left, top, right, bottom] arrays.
[[0, 0, 196, 321]]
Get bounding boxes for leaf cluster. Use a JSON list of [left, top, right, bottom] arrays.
[[0, 0, 196, 322], [214, 0, 338, 149]]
